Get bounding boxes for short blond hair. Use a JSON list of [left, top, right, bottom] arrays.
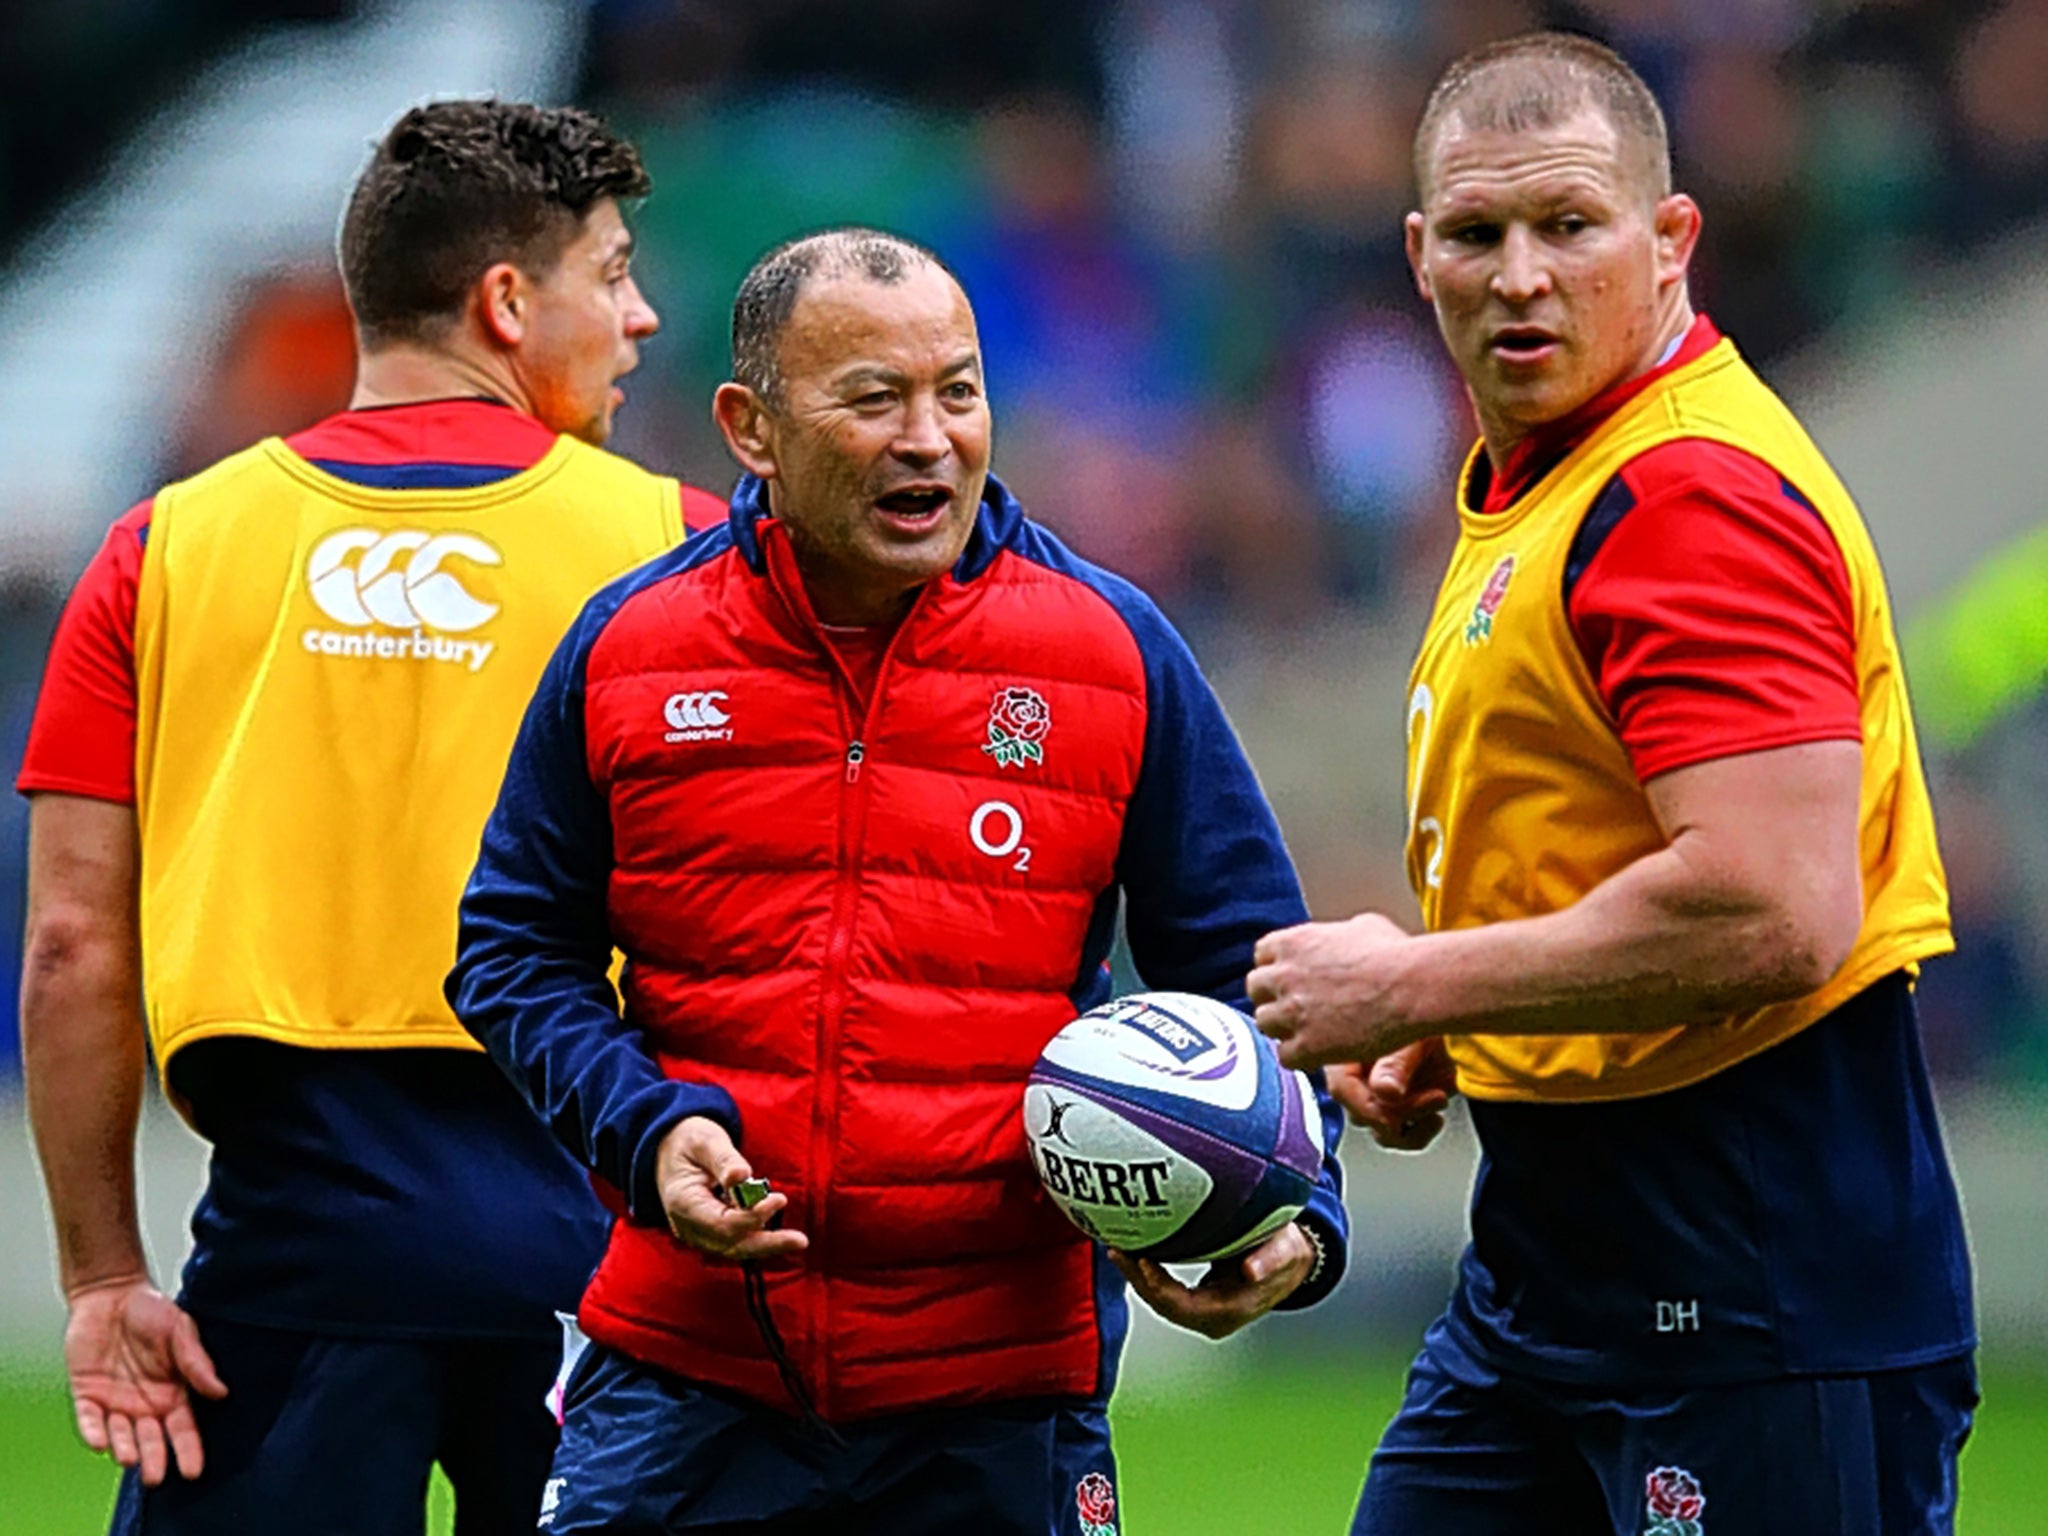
[[1413, 32, 1670, 202]]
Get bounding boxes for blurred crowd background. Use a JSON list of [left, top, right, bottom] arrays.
[[8, 0, 2048, 1087], [4, 0, 2048, 1359]]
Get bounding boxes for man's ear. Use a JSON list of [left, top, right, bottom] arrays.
[[1653, 193, 1703, 291], [476, 261, 528, 347], [712, 382, 779, 481], [1404, 211, 1434, 303]]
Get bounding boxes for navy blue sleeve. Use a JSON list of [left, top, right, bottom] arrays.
[[1107, 586, 1350, 1309], [446, 598, 739, 1226], [1283, 1085, 1349, 1310]]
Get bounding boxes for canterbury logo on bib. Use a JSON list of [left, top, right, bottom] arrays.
[[302, 527, 501, 672]]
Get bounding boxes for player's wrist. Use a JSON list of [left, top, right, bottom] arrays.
[[1294, 1220, 1326, 1290], [1382, 932, 1454, 1049], [1272, 1212, 1345, 1312], [63, 1269, 154, 1305]]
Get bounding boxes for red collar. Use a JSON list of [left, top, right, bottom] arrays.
[[1475, 315, 1722, 514], [285, 397, 558, 468]]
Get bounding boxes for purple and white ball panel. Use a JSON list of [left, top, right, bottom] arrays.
[[1269, 1062, 1325, 1185], [1025, 991, 1326, 1262]]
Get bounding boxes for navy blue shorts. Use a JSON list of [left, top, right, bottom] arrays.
[[109, 1315, 560, 1536], [542, 1344, 1120, 1535], [1354, 1323, 1977, 1536]]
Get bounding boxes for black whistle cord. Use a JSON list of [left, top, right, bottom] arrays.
[[742, 1260, 848, 1448]]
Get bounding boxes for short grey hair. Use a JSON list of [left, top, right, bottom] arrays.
[[730, 227, 945, 405], [1413, 31, 1671, 202]]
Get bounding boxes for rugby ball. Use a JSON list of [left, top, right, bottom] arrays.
[[1025, 991, 1324, 1263]]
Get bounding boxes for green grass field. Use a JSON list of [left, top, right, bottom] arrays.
[[2, 1354, 2042, 1531]]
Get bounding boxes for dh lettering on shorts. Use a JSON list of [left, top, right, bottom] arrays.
[[1656, 1299, 1701, 1334]]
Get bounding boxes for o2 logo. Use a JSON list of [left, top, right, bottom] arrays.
[[970, 799, 1032, 872]]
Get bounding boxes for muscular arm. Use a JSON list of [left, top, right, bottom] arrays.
[[21, 792, 225, 1483], [1257, 442, 1867, 1075], [1252, 738, 1865, 1067], [20, 510, 156, 1234], [22, 793, 148, 1294], [1405, 738, 1860, 1032]]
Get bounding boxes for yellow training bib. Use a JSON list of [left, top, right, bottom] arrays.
[[133, 434, 683, 1076], [1406, 339, 1950, 1102]]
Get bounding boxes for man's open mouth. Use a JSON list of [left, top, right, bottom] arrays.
[[874, 487, 953, 521], [1490, 328, 1558, 358]]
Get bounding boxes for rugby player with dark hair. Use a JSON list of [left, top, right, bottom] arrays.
[[19, 98, 722, 1533]]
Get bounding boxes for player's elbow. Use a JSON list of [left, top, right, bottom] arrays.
[[22, 905, 127, 992], [19, 907, 141, 1054], [1739, 880, 1863, 1004], [1792, 852, 1864, 990]]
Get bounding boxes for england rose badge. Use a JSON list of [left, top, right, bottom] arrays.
[[1463, 553, 1516, 645], [1075, 1471, 1117, 1536], [1644, 1465, 1705, 1536], [982, 685, 1050, 768]]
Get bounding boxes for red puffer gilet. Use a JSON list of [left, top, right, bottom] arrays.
[[449, 475, 1346, 1423]]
